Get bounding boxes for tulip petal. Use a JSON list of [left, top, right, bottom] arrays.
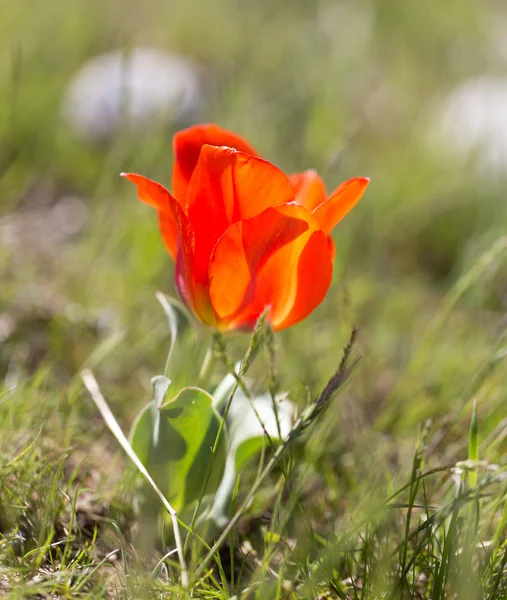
[[172, 123, 259, 202], [187, 145, 295, 290], [121, 172, 180, 259], [312, 177, 370, 234], [289, 170, 327, 212], [155, 195, 216, 326], [272, 231, 334, 330], [209, 204, 333, 331], [166, 205, 217, 327], [121, 172, 217, 322]]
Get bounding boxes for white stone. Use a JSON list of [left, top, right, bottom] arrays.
[[433, 76, 507, 173], [63, 48, 201, 142]]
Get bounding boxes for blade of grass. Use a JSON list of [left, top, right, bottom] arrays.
[[467, 398, 480, 552], [468, 399, 479, 489], [432, 501, 460, 600]]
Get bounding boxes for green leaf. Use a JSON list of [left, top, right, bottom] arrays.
[[130, 379, 227, 514], [207, 385, 294, 527], [211, 371, 237, 413], [156, 292, 197, 376], [227, 391, 294, 471]]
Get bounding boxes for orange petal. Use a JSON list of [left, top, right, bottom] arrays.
[[186, 145, 295, 290], [208, 204, 333, 331], [312, 177, 370, 234], [272, 230, 334, 330], [289, 170, 327, 212], [172, 123, 259, 203], [168, 205, 216, 327], [121, 172, 180, 259], [121, 172, 215, 325]]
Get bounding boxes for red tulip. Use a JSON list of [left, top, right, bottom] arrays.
[[122, 124, 369, 331]]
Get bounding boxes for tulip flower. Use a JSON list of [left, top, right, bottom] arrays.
[[122, 124, 369, 331]]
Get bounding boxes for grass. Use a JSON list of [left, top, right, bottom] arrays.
[[1, 0, 507, 597]]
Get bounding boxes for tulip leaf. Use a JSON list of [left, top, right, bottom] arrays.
[[156, 292, 197, 346], [211, 371, 237, 412], [228, 393, 294, 470], [156, 292, 179, 370], [206, 385, 294, 527], [130, 378, 227, 515]]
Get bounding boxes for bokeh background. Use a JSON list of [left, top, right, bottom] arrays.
[[1, 0, 507, 593]]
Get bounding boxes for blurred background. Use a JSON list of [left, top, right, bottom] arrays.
[[1, 0, 506, 450]]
